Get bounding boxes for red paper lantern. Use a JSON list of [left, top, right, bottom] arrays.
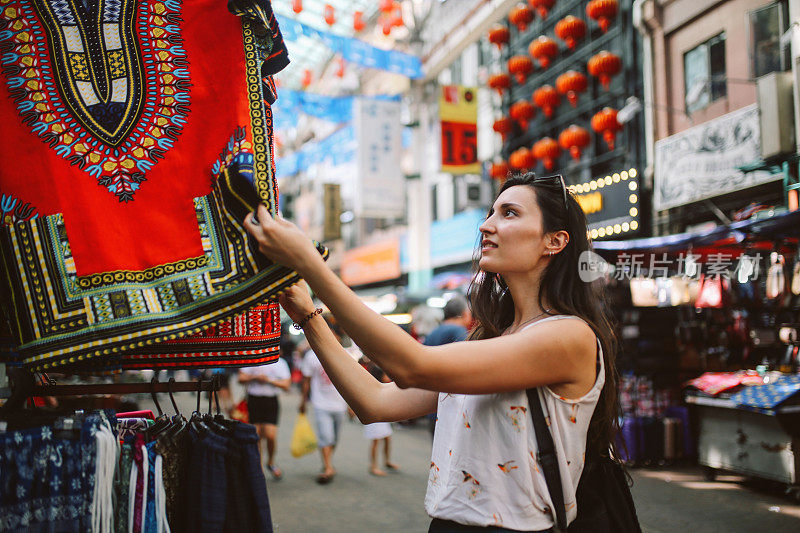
[[509, 3, 535, 32], [586, 0, 618, 33], [390, 3, 404, 27], [591, 107, 622, 150], [379, 0, 394, 13], [508, 55, 534, 84], [493, 117, 515, 141], [302, 69, 312, 88], [510, 147, 536, 170], [588, 50, 621, 90], [554, 16, 586, 50], [533, 85, 560, 118], [488, 25, 511, 50], [529, 36, 558, 69], [380, 17, 392, 35], [292, 0, 302, 14], [335, 57, 345, 78], [529, 0, 556, 20], [353, 11, 365, 32], [559, 125, 591, 160], [488, 73, 511, 96], [491, 161, 510, 180], [533, 137, 561, 170], [510, 100, 536, 130], [556, 70, 588, 107], [323, 4, 335, 26]]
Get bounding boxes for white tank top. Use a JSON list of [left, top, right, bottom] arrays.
[[424, 315, 604, 531]]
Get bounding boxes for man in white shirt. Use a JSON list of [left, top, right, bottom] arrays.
[[239, 358, 291, 479], [300, 318, 349, 484]]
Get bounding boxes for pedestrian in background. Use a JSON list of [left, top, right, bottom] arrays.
[[423, 295, 473, 435], [246, 172, 621, 531], [238, 359, 291, 480], [300, 314, 349, 485], [360, 356, 401, 476]]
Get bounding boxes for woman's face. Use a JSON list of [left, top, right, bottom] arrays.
[[478, 185, 547, 275]]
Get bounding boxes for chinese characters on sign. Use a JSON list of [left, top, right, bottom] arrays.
[[355, 99, 404, 218], [608, 252, 763, 281], [439, 85, 480, 174]]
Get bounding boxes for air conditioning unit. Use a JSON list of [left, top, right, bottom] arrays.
[[757, 71, 795, 159], [455, 175, 490, 211]]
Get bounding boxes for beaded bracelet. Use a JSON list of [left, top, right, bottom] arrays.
[[293, 308, 323, 330]]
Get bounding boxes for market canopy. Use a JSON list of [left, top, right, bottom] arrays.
[[593, 209, 800, 256]]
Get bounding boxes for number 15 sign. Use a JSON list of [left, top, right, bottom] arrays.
[[439, 85, 480, 174]]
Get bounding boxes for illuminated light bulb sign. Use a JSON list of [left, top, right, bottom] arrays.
[[571, 168, 640, 239]]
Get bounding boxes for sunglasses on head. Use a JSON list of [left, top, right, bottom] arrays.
[[532, 174, 568, 213]]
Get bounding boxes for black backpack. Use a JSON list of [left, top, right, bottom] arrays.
[[526, 388, 642, 533]]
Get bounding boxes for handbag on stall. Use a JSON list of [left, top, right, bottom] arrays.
[[766, 251, 786, 300], [526, 389, 642, 533], [695, 274, 731, 309]]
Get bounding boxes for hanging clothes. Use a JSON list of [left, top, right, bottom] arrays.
[[0, 0, 325, 372], [1, 406, 273, 532]]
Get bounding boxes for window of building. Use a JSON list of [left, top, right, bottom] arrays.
[[749, 1, 789, 79], [684, 33, 726, 113]]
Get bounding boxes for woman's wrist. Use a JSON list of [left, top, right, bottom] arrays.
[[293, 307, 323, 330]]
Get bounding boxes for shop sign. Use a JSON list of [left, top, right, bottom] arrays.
[[355, 99, 404, 218], [341, 238, 401, 286], [654, 104, 780, 211], [429, 208, 485, 267], [323, 183, 341, 241], [439, 85, 480, 174], [570, 170, 641, 240]]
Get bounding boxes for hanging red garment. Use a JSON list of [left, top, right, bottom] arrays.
[[0, 0, 323, 371]]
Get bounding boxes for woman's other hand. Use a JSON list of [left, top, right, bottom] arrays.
[[244, 204, 321, 274], [279, 281, 317, 324]]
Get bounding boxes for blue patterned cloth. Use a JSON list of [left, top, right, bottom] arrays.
[[0, 414, 102, 532], [729, 374, 800, 410]]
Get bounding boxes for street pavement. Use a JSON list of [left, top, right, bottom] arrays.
[[138, 380, 800, 532]]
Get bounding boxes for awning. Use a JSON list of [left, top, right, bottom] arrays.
[[593, 209, 800, 256]]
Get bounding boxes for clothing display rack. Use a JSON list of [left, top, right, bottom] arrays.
[[0, 367, 222, 411]]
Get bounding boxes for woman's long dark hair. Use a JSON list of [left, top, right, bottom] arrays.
[[467, 172, 620, 459]]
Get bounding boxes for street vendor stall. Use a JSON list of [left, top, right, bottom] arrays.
[[685, 373, 800, 498]]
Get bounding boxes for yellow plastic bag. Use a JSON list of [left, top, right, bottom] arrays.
[[290, 413, 318, 458]]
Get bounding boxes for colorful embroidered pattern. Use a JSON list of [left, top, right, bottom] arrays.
[[0, 0, 190, 201], [0, 1, 315, 371]]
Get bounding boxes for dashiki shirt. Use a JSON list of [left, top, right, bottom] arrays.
[[0, 0, 324, 371]]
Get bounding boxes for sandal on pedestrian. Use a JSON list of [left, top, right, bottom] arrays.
[[267, 464, 283, 480], [384, 462, 400, 471], [316, 472, 334, 485]]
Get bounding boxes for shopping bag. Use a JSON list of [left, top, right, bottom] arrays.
[[230, 400, 249, 423], [290, 413, 318, 458]]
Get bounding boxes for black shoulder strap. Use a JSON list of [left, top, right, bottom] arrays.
[[526, 388, 568, 533]]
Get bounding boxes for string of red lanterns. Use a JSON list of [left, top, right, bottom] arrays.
[[323, 4, 335, 26], [529, 0, 556, 19], [591, 107, 622, 150], [588, 50, 622, 90], [532, 137, 560, 170], [510, 100, 536, 130], [509, 3, 535, 32], [488, 73, 511, 96], [532, 85, 560, 118], [491, 160, 510, 180], [555, 70, 588, 107], [554, 15, 586, 50], [493, 117, 516, 141], [508, 55, 534, 84], [559, 125, 591, 160], [488, 25, 511, 50], [529, 36, 558, 69], [586, 0, 618, 33]]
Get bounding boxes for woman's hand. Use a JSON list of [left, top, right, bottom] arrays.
[[243, 204, 322, 274], [279, 281, 317, 325]]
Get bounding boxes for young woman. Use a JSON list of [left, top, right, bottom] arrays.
[[245, 173, 619, 532]]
